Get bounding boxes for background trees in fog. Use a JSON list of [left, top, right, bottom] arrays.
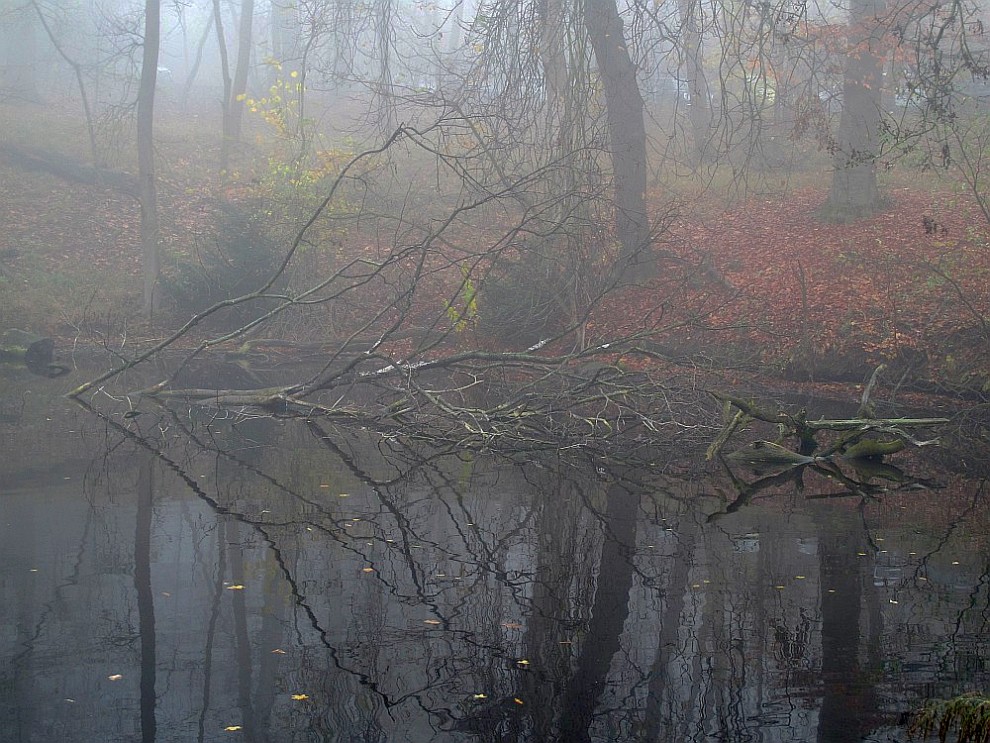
[[1, 0, 988, 331]]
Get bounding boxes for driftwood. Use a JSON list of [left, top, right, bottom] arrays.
[[708, 366, 948, 466]]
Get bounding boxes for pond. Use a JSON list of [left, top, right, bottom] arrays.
[[1, 370, 988, 742]]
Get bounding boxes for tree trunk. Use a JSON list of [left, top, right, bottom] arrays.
[[137, 0, 161, 318], [227, 0, 254, 143], [826, 0, 885, 220], [213, 0, 233, 172], [678, 0, 713, 166], [0, 4, 40, 102], [182, 12, 215, 109], [584, 0, 654, 276]]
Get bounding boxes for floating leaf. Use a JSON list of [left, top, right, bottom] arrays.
[[107, 674, 123, 681], [513, 698, 524, 705], [361, 567, 375, 573], [471, 693, 488, 700], [271, 649, 287, 654], [291, 694, 309, 701], [227, 585, 245, 591], [224, 725, 242, 732], [424, 619, 442, 625]]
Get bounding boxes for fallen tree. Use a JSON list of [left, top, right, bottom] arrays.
[[706, 366, 948, 466], [68, 121, 721, 455]]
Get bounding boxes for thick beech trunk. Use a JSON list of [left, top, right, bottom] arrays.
[[826, 0, 885, 219], [584, 0, 654, 275]]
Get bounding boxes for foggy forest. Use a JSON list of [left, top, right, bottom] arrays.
[[1, 0, 990, 740]]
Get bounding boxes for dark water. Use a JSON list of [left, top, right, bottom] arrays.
[[2, 375, 988, 742]]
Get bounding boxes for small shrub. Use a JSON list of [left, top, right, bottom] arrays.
[[161, 201, 281, 327]]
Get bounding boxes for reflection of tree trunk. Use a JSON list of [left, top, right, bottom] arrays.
[[228, 519, 260, 741], [137, 0, 161, 317], [136, 455, 157, 742], [642, 517, 697, 741], [559, 482, 639, 742], [521, 480, 594, 738], [584, 0, 654, 275], [816, 517, 879, 742], [253, 552, 286, 732], [198, 517, 227, 743], [826, 0, 885, 219]]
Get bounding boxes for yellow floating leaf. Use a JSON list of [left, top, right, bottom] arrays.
[[224, 726, 242, 732], [424, 619, 442, 625], [290, 70, 299, 78], [108, 674, 123, 681], [472, 693, 488, 700], [227, 585, 245, 590], [291, 694, 309, 701], [795, 575, 806, 580], [235, 93, 246, 101], [513, 698, 524, 705], [516, 659, 530, 667], [362, 567, 375, 573], [271, 649, 287, 655]]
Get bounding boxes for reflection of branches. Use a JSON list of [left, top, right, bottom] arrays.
[[710, 454, 941, 522], [74, 399, 403, 710]]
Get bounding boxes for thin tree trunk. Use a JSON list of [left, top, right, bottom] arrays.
[[583, 0, 654, 276], [32, 2, 101, 173], [227, 0, 254, 142], [213, 0, 233, 173], [182, 12, 215, 110], [135, 455, 157, 742], [678, 0, 712, 166], [137, 0, 161, 318]]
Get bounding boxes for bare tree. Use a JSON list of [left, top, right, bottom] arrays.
[[30, 1, 101, 172]]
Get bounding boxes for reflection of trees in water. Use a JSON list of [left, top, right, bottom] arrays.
[[12, 402, 990, 741]]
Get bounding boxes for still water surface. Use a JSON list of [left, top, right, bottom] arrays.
[[1, 378, 988, 742]]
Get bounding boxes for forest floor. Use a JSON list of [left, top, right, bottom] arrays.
[[1, 103, 988, 404]]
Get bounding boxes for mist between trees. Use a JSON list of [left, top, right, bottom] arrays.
[[2, 0, 989, 451]]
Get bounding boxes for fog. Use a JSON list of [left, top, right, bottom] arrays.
[[2, 0, 990, 739]]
